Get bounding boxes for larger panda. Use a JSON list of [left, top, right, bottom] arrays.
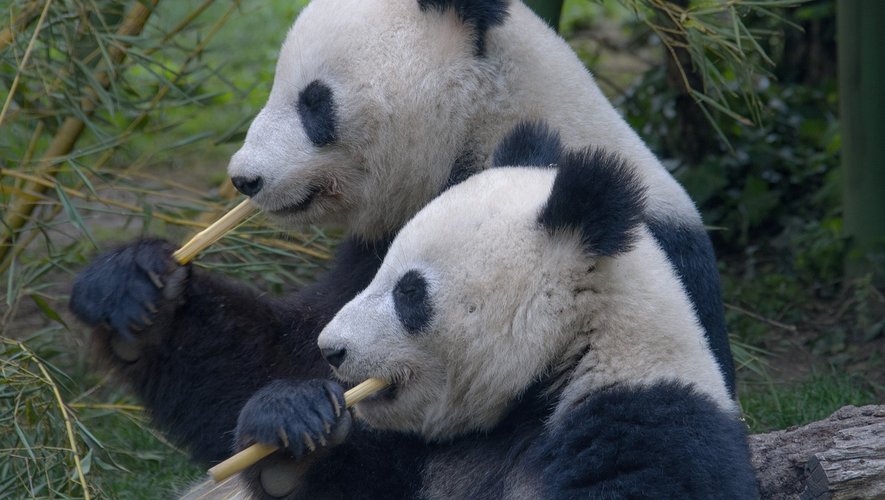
[[227, 123, 756, 499], [69, 0, 733, 464]]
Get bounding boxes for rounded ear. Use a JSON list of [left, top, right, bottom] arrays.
[[417, 0, 510, 55], [538, 149, 647, 256], [492, 120, 563, 168]]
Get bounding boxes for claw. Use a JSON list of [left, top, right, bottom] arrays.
[[277, 427, 289, 449], [145, 302, 158, 314], [303, 433, 316, 453], [326, 386, 342, 418], [147, 270, 164, 289]]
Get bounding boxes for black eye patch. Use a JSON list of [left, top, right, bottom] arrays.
[[297, 79, 338, 147], [393, 270, 433, 334]]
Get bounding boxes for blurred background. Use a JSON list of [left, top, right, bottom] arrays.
[[1, 0, 881, 497]]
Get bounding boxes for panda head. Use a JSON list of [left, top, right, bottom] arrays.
[[317, 126, 647, 440], [227, 0, 511, 238]]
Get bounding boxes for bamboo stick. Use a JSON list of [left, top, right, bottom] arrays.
[[208, 378, 390, 483], [173, 199, 256, 264]]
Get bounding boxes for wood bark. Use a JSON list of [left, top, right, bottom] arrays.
[[749, 405, 885, 499]]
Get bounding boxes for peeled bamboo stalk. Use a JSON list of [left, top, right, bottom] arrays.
[[173, 198, 256, 264], [208, 378, 390, 483]]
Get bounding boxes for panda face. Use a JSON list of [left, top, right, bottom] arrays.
[[318, 168, 592, 439], [227, 0, 502, 238]]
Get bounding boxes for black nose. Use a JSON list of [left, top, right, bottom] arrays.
[[231, 176, 264, 197], [321, 347, 346, 369]]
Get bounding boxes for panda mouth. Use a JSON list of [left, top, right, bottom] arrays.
[[272, 183, 324, 215], [361, 382, 399, 402]]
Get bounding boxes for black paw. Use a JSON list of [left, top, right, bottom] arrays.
[[69, 239, 188, 352], [236, 379, 350, 460]]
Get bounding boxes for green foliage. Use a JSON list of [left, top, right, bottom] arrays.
[[616, 4, 846, 287], [563, 0, 807, 140], [1, 333, 202, 498], [1, 1, 319, 497], [740, 369, 879, 433]]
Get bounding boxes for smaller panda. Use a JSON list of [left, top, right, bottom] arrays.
[[231, 123, 757, 499]]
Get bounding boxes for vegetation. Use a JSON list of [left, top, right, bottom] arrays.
[[1, 0, 880, 497]]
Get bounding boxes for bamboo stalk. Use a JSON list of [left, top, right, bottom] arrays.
[[0, 0, 160, 262], [173, 199, 256, 265], [208, 378, 390, 483]]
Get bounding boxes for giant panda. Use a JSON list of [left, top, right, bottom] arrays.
[[225, 122, 757, 499], [69, 0, 733, 465]]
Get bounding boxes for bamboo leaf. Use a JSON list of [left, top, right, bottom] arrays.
[[29, 293, 68, 328], [53, 182, 98, 250]]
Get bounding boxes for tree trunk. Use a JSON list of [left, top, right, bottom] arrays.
[[749, 405, 885, 499], [839, 0, 885, 285]]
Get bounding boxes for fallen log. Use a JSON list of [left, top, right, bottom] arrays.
[[749, 404, 885, 499]]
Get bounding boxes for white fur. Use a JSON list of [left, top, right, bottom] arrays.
[[319, 168, 732, 442], [228, 0, 699, 239]]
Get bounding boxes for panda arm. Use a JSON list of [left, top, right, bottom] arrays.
[[528, 382, 758, 499], [70, 236, 388, 464]]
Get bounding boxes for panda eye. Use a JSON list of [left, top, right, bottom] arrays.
[[297, 79, 338, 147], [393, 270, 433, 334]]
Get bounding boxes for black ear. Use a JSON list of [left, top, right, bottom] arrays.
[[538, 149, 647, 256], [492, 120, 563, 168], [418, 0, 510, 56]]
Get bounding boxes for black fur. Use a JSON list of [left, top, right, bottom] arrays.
[[647, 218, 736, 397], [528, 382, 758, 499], [491, 120, 563, 168], [297, 80, 338, 147], [69, 235, 390, 463], [539, 149, 647, 256], [418, 0, 510, 56], [393, 270, 434, 334], [443, 148, 483, 191]]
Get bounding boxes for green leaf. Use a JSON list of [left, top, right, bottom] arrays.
[[54, 183, 98, 250], [29, 294, 69, 328]]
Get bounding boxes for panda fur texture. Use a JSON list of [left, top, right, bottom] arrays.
[[227, 122, 757, 499], [69, 0, 733, 465]]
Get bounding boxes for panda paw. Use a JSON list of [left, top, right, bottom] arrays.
[[69, 239, 188, 359], [235, 379, 351, 460]]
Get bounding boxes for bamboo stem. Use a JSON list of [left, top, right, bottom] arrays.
[[208, 378, 390, 483], [173, 199, 256, 264]]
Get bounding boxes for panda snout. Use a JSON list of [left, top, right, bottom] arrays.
[[321, 347, 347, 369], [231, 176, 264, 197]]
